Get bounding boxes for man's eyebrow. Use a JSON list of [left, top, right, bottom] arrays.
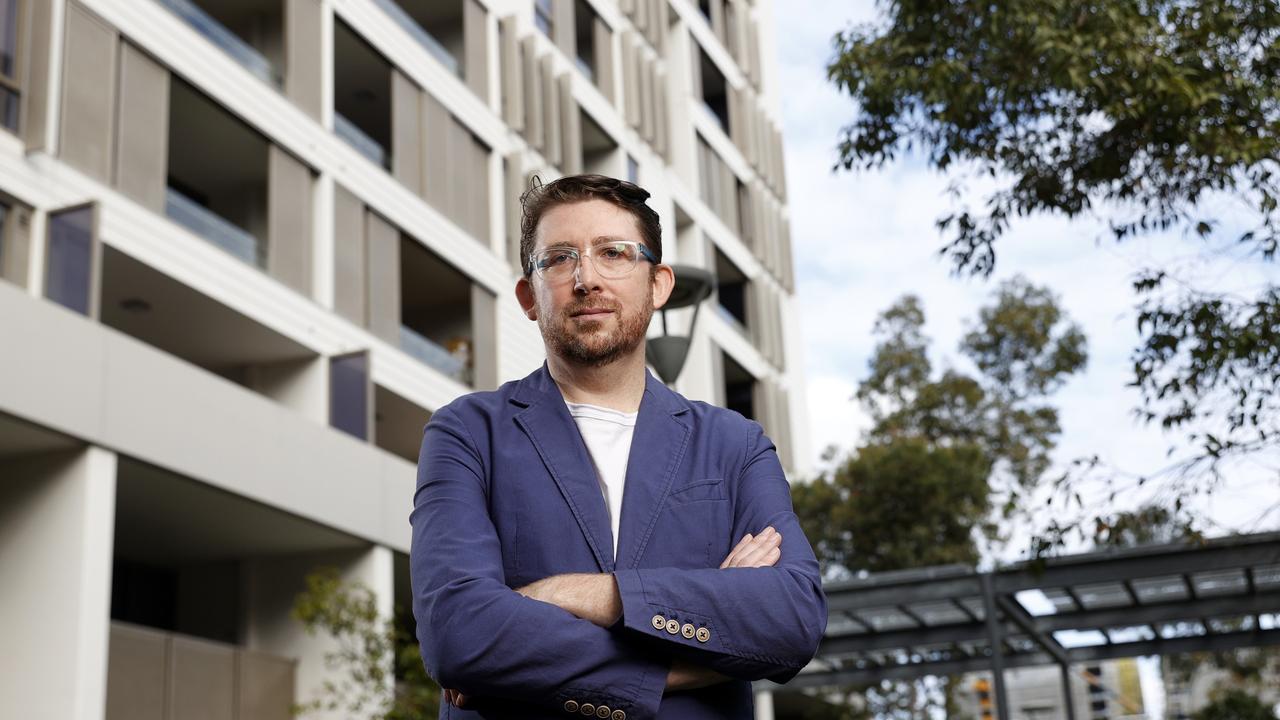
[[539, 236, 633, 251]]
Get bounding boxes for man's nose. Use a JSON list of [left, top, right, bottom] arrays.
[[573, 254, 601, 291]]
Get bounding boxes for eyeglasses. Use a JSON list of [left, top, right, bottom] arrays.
[[527, 241, 658, 282]]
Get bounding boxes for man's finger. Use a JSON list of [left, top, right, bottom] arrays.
[[722, 530, 780, 568], [737, 531, 782, 567], [719, 533, 754, 569]]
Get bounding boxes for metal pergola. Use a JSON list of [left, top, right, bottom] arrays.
[[787, 532, 1280, 719]]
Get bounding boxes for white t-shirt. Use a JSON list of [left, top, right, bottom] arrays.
[[565, 401, 638, 560]]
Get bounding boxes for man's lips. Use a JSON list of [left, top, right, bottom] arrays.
[[570, 307, 615, 317]]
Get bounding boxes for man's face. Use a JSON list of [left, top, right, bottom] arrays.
[[516, 199, 673, 368]]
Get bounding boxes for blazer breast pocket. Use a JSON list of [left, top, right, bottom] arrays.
[[659, 479, 730, 567], [667, 477, 725, 504]]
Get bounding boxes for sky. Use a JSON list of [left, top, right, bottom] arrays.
[[769, 2, 1278, 713]]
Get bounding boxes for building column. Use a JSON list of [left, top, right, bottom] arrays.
[[754, 687, 775, 720], [0, 445, 118, 720]]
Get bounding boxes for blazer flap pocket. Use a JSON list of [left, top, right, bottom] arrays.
[[669, 477, 725, 503]]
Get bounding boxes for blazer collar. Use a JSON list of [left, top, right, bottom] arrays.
[[511, 364, 692, 572]]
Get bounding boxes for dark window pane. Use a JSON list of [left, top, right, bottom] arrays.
[[0, 0, 16, 79], [0, 202, 8, 274], [534, 0, 553, 37], [46, 206, 95, 316], [627, 155, 638, 183], [0, 86, 17, 132], [330, 352, 369, 440]]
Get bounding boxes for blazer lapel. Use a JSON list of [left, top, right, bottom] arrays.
[[512, 366, 616, 571], [615, 371, 693, 570]]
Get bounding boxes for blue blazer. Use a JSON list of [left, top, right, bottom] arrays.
[[411, 364, 827, 719]]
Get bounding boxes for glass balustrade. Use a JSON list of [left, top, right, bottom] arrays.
[[334, 112, 389, 169], [371, 0, 461, 77], [157, 0, 282, 86], [165, 187, 263, 268]]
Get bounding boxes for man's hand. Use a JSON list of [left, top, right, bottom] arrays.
[[720, 526, 782, 569], [443, 688, 468, 708]]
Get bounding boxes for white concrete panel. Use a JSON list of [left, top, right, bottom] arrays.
[[0, 446, 117, 720]]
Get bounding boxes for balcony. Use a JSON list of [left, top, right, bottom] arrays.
[[166, 76, 269, 269], [373, 0, 461, 76], [105, 456, 369, 719], [156, 0, 283, 86], [334, 19, 393, 170], [99, 245, 323, 412], [400, 237, 475, 387]]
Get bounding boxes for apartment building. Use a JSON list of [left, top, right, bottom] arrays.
[[0, 0, 805, 717]]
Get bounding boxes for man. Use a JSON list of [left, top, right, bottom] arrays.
[[411, 174, 827, 719]]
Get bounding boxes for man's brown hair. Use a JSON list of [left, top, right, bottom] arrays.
[[519, 174, 663, 277]]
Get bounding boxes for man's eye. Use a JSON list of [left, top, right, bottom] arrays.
[[601, 246, 627, 259], [544, 252, 574, 267]]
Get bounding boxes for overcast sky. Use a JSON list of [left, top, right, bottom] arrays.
[[771, 0, 1279, 547]]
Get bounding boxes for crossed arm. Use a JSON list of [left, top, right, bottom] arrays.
[[441, 528, 785, 708]]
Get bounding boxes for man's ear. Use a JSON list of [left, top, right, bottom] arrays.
[[515, 277, 538, 321], [651, 264, 675, 310]]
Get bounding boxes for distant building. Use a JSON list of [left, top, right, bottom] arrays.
[[953, 660, 1145, 720]]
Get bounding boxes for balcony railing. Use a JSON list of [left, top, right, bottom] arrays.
[[400, 325, 470, 385], [371, 0, 461, 77], [165, 187, 264, 268], [334, 112, 389, 169], [157, 0, 282, 86]]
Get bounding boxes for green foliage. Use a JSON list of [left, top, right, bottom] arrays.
[[794, 276, 1086, 577], [1192, 689, 1278, 720], [1091, 503, 1203, 548], [291, 568, 440, 720], [827, 0, 1280, 523]]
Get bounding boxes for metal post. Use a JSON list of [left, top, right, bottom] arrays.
[[1060, 662, 1076, 720], [980, 573, 1011, 720]]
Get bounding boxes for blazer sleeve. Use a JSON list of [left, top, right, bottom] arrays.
[[411, 405, 669, 719], [611, 421, 828, 683]]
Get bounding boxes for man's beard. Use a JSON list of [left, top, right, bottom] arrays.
[[539, 287, 654, 368]]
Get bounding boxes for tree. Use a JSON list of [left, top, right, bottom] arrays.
[[794, 276, 1087, 578], [792, 278, 1085, 719], [291, 567, 440, 720], [826, 0, 1280, 538], [1193, 689, 1278, 720]]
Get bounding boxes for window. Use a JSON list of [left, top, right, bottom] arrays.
[[45, 205, 95, 316], [697, 47, 729, 132], [626, 154, 638, 183], [0, 201, 8, 273], [722, 351, 754, 421], [534, 0, 553, 37], [736, 179, 751, 243], [330, 352, 370, 440], [574, 0, 596, 82], [0, 0, 21, 131]]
